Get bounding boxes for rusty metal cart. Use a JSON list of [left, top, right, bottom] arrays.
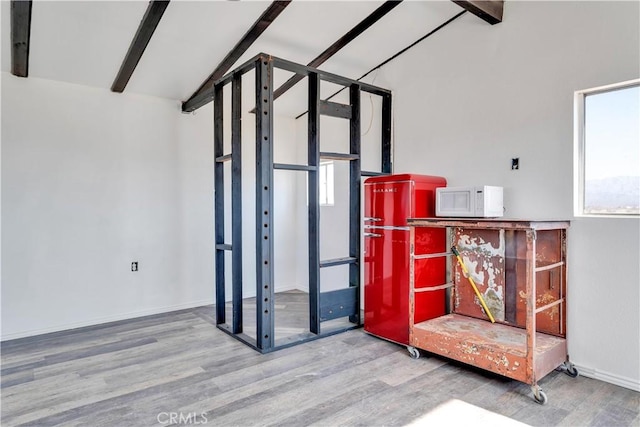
[[407, 219, 578, 404]]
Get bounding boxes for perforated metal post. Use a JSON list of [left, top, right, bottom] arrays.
[[255, 56, 275, 350]]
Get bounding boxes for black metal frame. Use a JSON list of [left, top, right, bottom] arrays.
[[214, 53, 392, 352], [10, 0, 33, 78]]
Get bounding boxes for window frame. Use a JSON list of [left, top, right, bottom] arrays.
[[574, 78, 640, 217], [318, 160, 335, 206]]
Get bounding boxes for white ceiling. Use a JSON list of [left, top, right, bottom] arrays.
[[1, 0, 468, 114]]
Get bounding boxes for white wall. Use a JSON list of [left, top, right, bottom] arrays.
[[1, 73, 214, 339], [361, 1, 639, 390], [272, 114, 300, 293], [0, 69, 302, 341], [568, 217, 639, 390]]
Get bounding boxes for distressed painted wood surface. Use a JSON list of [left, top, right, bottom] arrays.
[[451, 227, 566, 336], [526, 229, 566, 336], [453, 227, 507, 322], [412, 314, 566, 383], [1, 292, 638, 426]]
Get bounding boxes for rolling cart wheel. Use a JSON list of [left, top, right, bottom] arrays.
[[532, 388, 548, 405], [407, 346, 420, 359], [565, 364, 579, 378]]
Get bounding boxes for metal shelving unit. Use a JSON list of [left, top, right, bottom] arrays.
[[214, 53, 392, 353]]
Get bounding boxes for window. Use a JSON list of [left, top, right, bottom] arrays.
[[575, 79, 640, 215], [319, 161, 335, 206]]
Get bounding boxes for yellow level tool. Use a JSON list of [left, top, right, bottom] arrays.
[[451, 245, 496, 323]]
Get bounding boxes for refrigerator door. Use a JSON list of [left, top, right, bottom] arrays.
[[364, 179, 414, 227], [364, 228, 411, 345], [363, 179, 414, 345], [363, 174, 446, 226], [364, 227, 447, 345]]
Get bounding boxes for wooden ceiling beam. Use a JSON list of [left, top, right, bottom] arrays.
[[11, 0, 33, 77], [271, 0, 403, 102], [111, 1, 170, 93], [451, 0, 503, 25], [182, 1, 292, 113]]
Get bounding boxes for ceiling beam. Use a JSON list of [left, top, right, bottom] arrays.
[[11, 0, 33, 77], [111, 1, 170, 93], [451, 0, 503, 25], [271, 0, 403, 102], [294, 10, 467, 120], [182, 1, 292, 113]]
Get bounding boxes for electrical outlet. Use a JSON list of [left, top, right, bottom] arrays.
[[511, 158, 519, 170], [131, 262, 138, 272]]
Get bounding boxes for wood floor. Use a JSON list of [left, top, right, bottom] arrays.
[[2, 295, 639, 426]]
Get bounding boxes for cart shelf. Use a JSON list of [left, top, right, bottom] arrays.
[[412, 314, 567, 383]]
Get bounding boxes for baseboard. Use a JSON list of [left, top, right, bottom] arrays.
[[0, 299, 214, 342], [275, 284, 302, 293], [575, 364, 640, 392]]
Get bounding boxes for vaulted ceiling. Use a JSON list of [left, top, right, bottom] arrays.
[[2, 0, 503, 116]]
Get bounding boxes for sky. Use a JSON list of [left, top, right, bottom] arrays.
[[584, 84, 640, 181]]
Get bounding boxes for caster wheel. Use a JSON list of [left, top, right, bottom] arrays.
[[407, 346, 420, 359], [533, 389, 548, 405], [565, 364, 579, 378]]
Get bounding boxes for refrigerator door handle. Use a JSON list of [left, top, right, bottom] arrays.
[[364, 232, 382, 238], [364, 217, 382, 222], [365, 225, 410, 231]]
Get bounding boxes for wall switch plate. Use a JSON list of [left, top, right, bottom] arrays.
[[511, 158, 519, 170], [131, 262, 138, 272]]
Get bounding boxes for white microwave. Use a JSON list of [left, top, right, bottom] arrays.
[[436, 186, 504, 217]]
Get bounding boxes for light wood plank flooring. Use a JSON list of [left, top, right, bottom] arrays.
[[2, 296, 639, 426]]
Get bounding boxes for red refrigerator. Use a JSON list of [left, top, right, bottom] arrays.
[[364, 174, 447, 347]]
